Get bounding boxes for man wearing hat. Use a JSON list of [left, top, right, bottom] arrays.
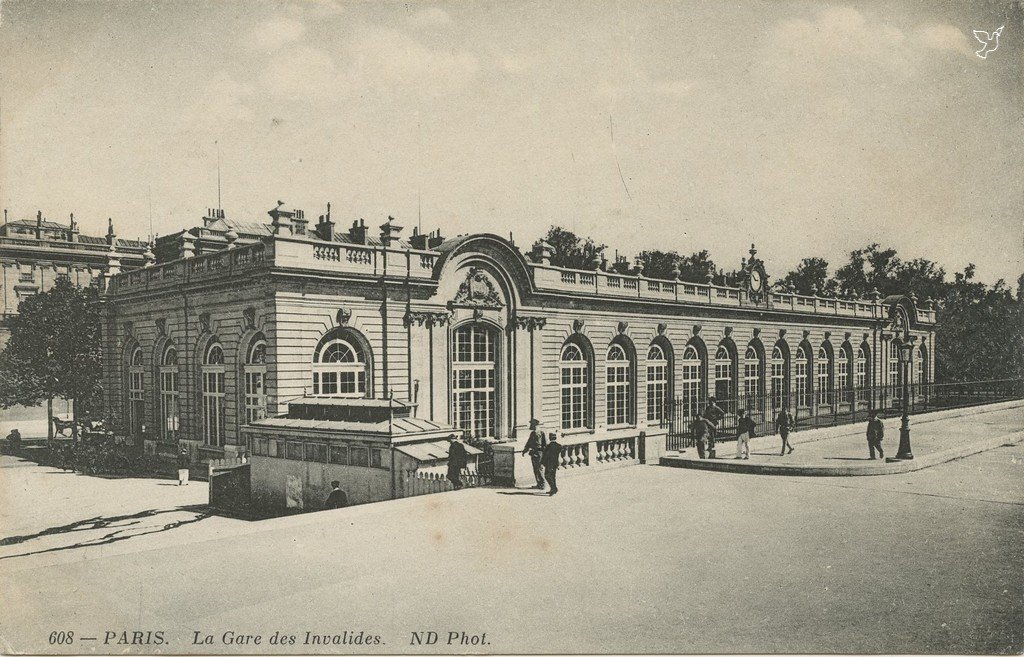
[[520, 419, 548, 489], [447, 433, 468, 490], [176, 447, 190, 486]]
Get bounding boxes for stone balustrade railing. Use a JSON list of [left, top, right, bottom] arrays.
[[529, 263, 937, 323]]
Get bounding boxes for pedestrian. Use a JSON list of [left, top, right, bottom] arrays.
[[325, 480, 348, 509], [541, 430, 562, 496], [521, 418, 547, 490], [447, 433, 468, 490], [176, 447, 190, 486], [735, 409, 756, 459], [866, 410, 885, 460], [776, 406, 795, 455], [5, 428, 21, 454], [692, 415, 714, 459], [703, 398, 725, 459]]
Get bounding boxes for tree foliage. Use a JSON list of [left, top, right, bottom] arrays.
[[542, 226, 606, 270], [0, 277, 103, 414], [777, 257, 838, 296], [636, 249, 718, 283]]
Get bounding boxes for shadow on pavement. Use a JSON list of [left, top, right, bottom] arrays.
[[0, 504, 212, 560]]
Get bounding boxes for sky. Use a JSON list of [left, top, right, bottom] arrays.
[[1, 0, 1022, 285]]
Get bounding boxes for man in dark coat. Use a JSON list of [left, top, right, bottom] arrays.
[[866, 410, 885, 460], [776, 406, 795, 455], [325, 480, 348, 509], [521, 418, 548, 489], [703, 398, 726, 459], [692, 415, 712, 459], [447, 434, 468, 489], [541, 431, 562, 496]]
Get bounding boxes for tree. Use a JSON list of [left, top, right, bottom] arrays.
[[776, 257, 838, 296], [635, 249, 719, 282], [0, 277, 103, 441], [542, 226, 606, 270]]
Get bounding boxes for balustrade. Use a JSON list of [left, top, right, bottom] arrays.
[[559, 442, 589, 469], [595, 437, 636, 464]]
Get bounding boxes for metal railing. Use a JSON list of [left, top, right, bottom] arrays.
[[664, 378, 1024, 451]]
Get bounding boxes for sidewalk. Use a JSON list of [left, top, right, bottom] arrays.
[[659, 400, 1024, 476]]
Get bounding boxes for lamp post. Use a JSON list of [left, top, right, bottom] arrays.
[[895, 336, 916, 460]]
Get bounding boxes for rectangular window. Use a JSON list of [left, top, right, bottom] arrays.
[[606, 364, 631, 426], [286, 441, 304, 460], [244, 368, 266, 424], [330, 444, 348, 465], [202, 370, 226, 446], [268, 439, 279, 458], [350, 446, 369, 467], [305, 443, 327, 463], [646, 363, 666, 423], [795, 362, 809, 408], [370, 448, 387, 469]]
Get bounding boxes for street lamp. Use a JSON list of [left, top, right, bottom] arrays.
[[895, 336, 916, 460]]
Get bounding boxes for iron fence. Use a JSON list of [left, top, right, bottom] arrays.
[[664, 378, 1024, 451]]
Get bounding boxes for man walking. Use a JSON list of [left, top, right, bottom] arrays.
[[521, 419, 547, 489], [866, 410, 885, 460], [703, 398, 726, 459], [776, 406, 795, 455], [325, 480, 348, 509], [735, 409, 756, 459], [692, 415, 712, 459], [176, 447, 190, 486], [541, 431, 562, 496], [447, 433, 468, 489]]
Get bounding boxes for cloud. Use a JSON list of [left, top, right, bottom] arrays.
[[249, 17, 306, 52], [347, 27, 478, 91], [409, 7, 451, 27], [181, 73, 256, 131], [261, 46, 338, 98], [915, 24, 973, 56]]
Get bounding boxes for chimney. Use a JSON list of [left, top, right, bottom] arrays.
[[203, 208, 219, 228], [316, 202, 335, 242], [409, 226, 428, 250], [36, 210, 43, 240], [106, 217, 116, 245], [268, 201, 293, 236], [69, 213, 79, 243], [379, 216, 403, 248], [292, 208, 308, 236], [348, 218, 367, 245], [427, 229, 445, 250]]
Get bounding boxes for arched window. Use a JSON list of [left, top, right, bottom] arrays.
[[855, 345, 869, 403], [837, 344, 852, 404], [816, 346, 832, 406], [680, 344, 702, 419], [127, 345, 144, 436], [244, 338, 268, 424], [202, 342, 226, 446], [795, 344, 811, 408], [560, 341, 590, 430], [714, 345, 734, 413], [160, 345, 179, 442], [743, 345, 762, 412], [606, 342, 633, 426], [646, 344, 669, 423], [451, 324, 498, 439], [770, 344, 788, 411], [917, 344, 928, 386], [313, 337, 367, 397]]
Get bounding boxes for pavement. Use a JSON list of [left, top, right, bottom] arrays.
[[1, 414, 1022, 655], [660, 400, 1024, 475]]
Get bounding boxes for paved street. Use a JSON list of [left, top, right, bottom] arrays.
[[1, 431, 1022, 654]]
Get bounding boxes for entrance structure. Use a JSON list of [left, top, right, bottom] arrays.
[[99, 204, 937, 507]]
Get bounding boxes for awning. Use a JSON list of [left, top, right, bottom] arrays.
[[395, 441, 483, 462]]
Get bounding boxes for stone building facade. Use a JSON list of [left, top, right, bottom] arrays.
[[99, 205, 937, 504]]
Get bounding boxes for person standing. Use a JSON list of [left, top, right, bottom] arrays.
[[776, 406, 795, 455], [325, 480, 348, 509], [735, 409, 756, 460], [703, 398, 726, 459], [521, 419, 547, 489], [5, 428, 21, 454], [176, 447, 190, 486], [541, 431, 562, 496], [866, 410, 885, 460], [447, 433, 468, 490], [692, 415, 709, 459]]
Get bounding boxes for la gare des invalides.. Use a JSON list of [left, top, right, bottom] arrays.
[[99, 203, 936, 513]]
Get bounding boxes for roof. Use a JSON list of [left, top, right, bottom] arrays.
[[395, 440, 483, 462], [248, 414, 452, 436], [284, 396, 412, 409]]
